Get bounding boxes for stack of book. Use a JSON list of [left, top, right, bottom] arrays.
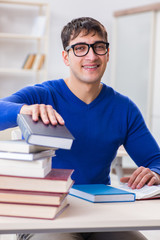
[[0, 139, 74, 219]]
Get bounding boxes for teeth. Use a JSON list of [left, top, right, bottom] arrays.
[[84, 65, 97, 69]]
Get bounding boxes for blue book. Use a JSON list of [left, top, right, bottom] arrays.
[[69, 184, 135, 203]]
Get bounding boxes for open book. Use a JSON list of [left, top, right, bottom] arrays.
[[119, 183, 160, 200]]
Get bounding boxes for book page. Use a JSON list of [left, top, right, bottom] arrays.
[[118, 183, 160, 199]]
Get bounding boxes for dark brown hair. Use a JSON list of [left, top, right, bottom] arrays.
[[61, 17, 108, 50]]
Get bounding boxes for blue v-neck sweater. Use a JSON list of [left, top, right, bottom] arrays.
[[0, 79, 160, 184]]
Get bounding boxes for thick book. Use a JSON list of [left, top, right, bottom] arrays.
[[0, 149, 55, 161], [0, 162, 51, 178], [0, 156, 51, 168], [118, 183, 160, 200], [0, 198, 68, 220], [69, 184, 135, 203], [0, 139, 54, 153], [0, 189, 67, 205], [17, 114, 74, 150], [0, 168, 74, 193]]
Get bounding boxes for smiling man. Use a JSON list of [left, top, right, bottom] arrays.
[[0, 17, 160, 240]]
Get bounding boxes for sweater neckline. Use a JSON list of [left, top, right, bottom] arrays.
[[60, 79, 106, 108]]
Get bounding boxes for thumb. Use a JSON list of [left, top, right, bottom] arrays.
[[120, 176, 130, 183]]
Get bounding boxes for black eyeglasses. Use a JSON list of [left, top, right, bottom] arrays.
[[65, 41, 109, 57]]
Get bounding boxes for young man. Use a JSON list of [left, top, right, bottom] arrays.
[[0, 17, 160, 240]]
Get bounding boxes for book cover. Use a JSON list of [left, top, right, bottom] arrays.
[[0, 149, 55, 161], [0, 168, 74, 193], [0, 189, 67, 205], [69, 184, 135, 203], [0, 139, 54, 153], [0, 198, 69, 219], [118, 183, 160, 200], [17, 114, 74, 149]]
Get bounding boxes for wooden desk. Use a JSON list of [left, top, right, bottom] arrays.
[[0, 195, 160, 234]]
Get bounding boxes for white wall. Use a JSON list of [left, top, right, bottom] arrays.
[[47, 0, 160, 85]]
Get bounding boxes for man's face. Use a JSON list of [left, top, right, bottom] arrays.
[[62, 31, 109, 85]]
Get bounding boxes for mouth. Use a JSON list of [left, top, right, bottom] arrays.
[[82, 64, 100, 70]]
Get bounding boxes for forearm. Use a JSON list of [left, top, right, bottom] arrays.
[[0, 100, 24, 130]]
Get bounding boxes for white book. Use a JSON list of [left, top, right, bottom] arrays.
[[118, 183, 160, 200], [0, 163, 51, 178], [0, 156, 52, 168], [0, 149, 55, 161], [0, 139, 55, 153]]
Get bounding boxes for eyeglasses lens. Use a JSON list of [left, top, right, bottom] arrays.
[[73, 42, 108, 57]]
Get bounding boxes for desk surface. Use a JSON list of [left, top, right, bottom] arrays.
[[0, 195, 160, 234]]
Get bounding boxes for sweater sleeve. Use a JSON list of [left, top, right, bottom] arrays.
[[123, 100, 160, 175], [0, 84, 49, 131]]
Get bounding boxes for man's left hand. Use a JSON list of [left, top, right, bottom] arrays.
[[120, 166, 160, 189]]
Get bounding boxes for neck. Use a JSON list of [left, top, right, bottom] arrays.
[[64, 78, 103, 104]]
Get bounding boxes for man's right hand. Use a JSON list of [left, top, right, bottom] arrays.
[[20, 104, 65, 126]]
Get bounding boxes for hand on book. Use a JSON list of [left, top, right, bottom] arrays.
[[20, 104, 65, 125], [120, 166, 160, 189]]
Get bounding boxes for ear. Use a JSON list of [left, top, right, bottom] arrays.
[[62, 50, 70, 66], [107, 48, 110, 62]]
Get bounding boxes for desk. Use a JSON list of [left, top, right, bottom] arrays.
[[0, 195, 160, 234]]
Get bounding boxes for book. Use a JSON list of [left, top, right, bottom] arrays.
[[0, 139, 54, 153], [32, 54, 45, 70], [0, 198, 68, 219], [118, 183, 160, 200], [0, 149, 55, 161], [0, 189, 67, 205], [69, 184, 135, 203], [0, 156, 51, 168], [23, 54, 35, 69], [0, 161, 51, 178], [17, 114, 74, 150], [0, 168, 74, 193]]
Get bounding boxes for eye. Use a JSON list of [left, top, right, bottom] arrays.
[[74, 45, 87, 52]]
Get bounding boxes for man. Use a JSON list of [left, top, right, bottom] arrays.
[[0, 17, 160, 240]]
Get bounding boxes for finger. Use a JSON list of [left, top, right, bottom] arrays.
[[54, 110, 65, 125], [130, 168, 152, 189], [46, 105, 65, 125], [31, 104, 40, 122], [39, 104, 50, 124], [120, 177, 130, 183], [147, 176, 157, 186], [127, 167, 144, 188]]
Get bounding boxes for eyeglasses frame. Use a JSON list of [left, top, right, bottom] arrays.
[[65, 41, 109, 57]]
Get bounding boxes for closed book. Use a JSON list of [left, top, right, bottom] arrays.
[[17, 114, 74, 149], [0, 139, 54, 153], [0, 168, 74, 193], [0, 156, 51, 168], [0, 162, 51, 178], [0, 149, 55, 161], [0, 189, 67, 205], [0, 198, 68, 219], [118, 183, 160, 200], [69, 184, 135, 203]]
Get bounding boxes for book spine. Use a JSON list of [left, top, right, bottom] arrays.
[[17, 114, 32, 143]]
